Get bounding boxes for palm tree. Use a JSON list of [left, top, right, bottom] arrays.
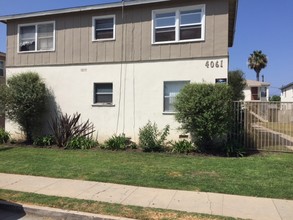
[[248, 50, 268, 81]]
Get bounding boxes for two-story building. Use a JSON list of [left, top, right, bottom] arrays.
[[0, 0, 238, 141]]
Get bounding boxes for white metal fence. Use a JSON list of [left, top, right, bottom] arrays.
[[231, 101, 293, 152]]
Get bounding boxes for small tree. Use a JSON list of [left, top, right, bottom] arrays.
[[174, 83, 233, 152], [0, 72, 49, 143], [269, 95, 281, 102], [228, 70, 246, 101]]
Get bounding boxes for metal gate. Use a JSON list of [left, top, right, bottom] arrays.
[[231, 101, 293, 152]]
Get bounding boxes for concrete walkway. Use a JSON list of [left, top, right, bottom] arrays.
[[0, 173, 292, 220]]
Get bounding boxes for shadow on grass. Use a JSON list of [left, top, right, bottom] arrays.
[[0, 146, 14, 152]]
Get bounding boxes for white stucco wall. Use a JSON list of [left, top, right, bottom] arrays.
[[6, 57, 228, 142], [243, 88, 251, 101], [281, 85, 293, 102]]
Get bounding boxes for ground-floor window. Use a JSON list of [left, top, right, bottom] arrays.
[[164, 81, 189, 112], [0, 61, 4, 77], [93, 83, 113, 104]]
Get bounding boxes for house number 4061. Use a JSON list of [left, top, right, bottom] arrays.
[[205, 60, 224, 68]]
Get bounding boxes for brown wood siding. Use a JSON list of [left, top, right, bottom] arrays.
[[6, 0, 229, 67]]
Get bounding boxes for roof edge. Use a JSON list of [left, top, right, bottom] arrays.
[[0, 0, 170, 22], [280, 82, 293, 90]]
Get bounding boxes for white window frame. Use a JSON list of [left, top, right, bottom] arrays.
[[93, 82, 114, 106], [163, 81, 190, 114], [152, 5, 205, 44], [92, 15, 116, 42], [0, 60, 4, 77], [17, 21, 55, 53]]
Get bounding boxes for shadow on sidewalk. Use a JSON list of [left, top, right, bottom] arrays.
[[0, 200, 26, 219]]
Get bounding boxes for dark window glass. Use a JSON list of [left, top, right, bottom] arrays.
[[155, 27, 175, 42], [180, 25, 201, 40], [95, 18, 114, 40], [94, 83, 113, 104]]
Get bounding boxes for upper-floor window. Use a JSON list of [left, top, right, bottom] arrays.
[[92, 15, 115, 41], [0, 61, 4, 77], [18, 21, 55, 52], [152, 5, 205, 44]]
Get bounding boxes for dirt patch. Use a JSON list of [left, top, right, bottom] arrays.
[[168, 171, 183, 177]]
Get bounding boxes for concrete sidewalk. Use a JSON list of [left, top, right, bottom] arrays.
[[0, 173, 292, 220]]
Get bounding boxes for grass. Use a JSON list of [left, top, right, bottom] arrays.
[[0, 146, 293, 199], [0, 189, 238, 220]]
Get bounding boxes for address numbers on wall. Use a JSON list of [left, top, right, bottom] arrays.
[[205, 60, 224, 68]]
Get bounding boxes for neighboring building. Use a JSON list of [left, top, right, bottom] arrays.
[[0, 0, 238, 141], [280, 82, 293, 102], [0, 52, 5, 128], [244, 80, 270, 102]]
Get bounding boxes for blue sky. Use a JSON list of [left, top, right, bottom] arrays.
[[0, 0, 292, 95]]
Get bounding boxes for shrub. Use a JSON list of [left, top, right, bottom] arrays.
[[139, 121, 170, 152], [66, 136, 98, 150], [33, 135, 55, 147], [228, 70, 246, 101], [171, 139, 195, 154], [0, 72, 49, 143], [174, 83, 233, 152], [103, 134, 130, 150], [50, 112, 95, 147], [0, 129, 10, 144]]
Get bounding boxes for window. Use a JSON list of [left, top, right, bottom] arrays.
[[153, 5, 205, 44], [164, 81, 189, 112], [261, 87, 267, 98], [0, 61, 4, 77], [18, 22, 55, 52], [92, 15, 115, 41], [94, 83, 113, 104]]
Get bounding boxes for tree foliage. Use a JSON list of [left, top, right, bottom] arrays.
[[248, 50, 268, 81], [174, 83, 233, 152], [269, 95, 281, 102], [0, 72, 48, 142], [228, 70, 246, 101]]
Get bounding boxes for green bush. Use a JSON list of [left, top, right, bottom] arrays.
[[33, 135, 55, 147], [0, 129, 10, 144], [66, 136, 98, 150], [174, 83, 233, 152], [138, 121, 170, 152], [0, 72, 49, 143], [171, 139, 195, 154], [103, 134, 130, 150]]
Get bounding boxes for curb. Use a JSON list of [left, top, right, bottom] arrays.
[[0, 200, 135, 220]]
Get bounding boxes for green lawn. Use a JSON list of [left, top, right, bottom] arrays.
[[0, 146, 293, 199]]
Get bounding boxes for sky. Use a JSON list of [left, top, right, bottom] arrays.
[[0, 0, 292, 95]]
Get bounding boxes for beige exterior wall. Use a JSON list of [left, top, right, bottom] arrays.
[[6, 0, 229, 67], [6, 57, 228, 141]]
